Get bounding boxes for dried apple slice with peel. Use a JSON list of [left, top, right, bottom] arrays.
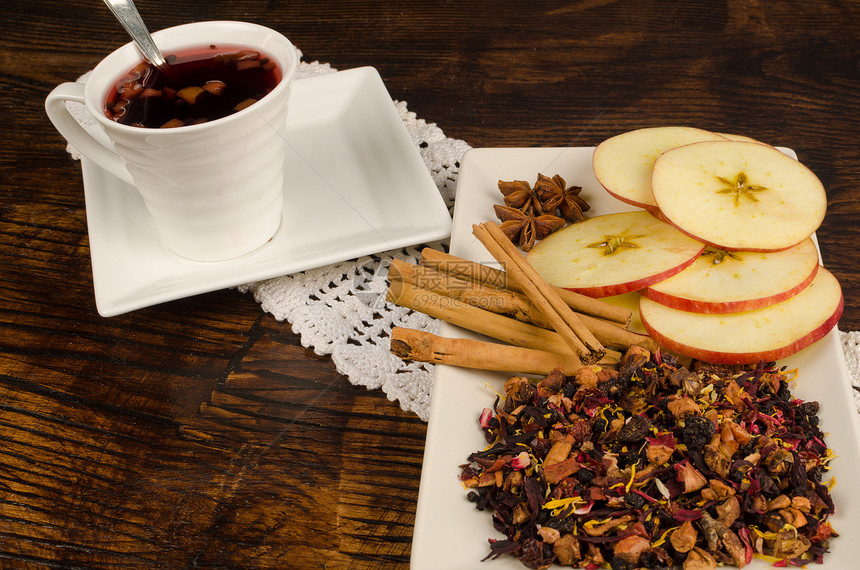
[[651, 140, 826, 252], [592, 126, 727, 211], [642, 238, 820, 314], [526, 211, 705, 298], [640, 267, 843, 365]]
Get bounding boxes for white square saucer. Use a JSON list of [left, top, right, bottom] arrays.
[[79, 67, 452, 316]]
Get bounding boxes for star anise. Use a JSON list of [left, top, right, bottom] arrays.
[[498, 179, 542, 215], [493, 204, 564, 251], [534, 173, 591, 221]]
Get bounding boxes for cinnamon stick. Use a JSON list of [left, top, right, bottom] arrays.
[[386, 280, 623, 365], [419, 248, 631, 326], [389, 258, 655, 352], [472, 222, 604, 360], [389, 258, 536, 323], [390, 327, 584, 375]]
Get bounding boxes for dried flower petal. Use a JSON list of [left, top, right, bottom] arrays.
[[511, 451, 531, 470]]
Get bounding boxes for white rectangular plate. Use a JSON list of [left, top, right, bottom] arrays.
[[80, 66, 451, 317], [411, 146, 860, 569]]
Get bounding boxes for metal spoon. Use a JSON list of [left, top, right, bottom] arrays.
[[102, 0, 169, 72]]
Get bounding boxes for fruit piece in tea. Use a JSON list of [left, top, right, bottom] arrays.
[[104, 45, 280, 128]]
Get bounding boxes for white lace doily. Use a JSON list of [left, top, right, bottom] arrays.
[[65, 52, 859, 421]]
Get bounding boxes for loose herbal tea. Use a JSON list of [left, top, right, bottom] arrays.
[[461, 348, 837, 569], [104, 45, 280, 128]]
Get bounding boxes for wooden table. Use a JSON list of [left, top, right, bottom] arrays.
[[2, 1, 859, 567]]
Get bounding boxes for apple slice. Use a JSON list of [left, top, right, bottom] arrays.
[[639, 267, 843, 365], [592, 126, 726, 211], [716, 132, 770, 145], [651, 140, 827, 252], [526, 211, 705, 297], [642, 237, 820, 314]]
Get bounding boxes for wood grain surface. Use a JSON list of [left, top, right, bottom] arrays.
[[2, 1, 859, 568]]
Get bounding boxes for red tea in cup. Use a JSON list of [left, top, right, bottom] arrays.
[[104, 45, 281, 128], [46, 21, 299, 261]]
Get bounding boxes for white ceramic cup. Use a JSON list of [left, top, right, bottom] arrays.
[[45, 21, 298, 261]]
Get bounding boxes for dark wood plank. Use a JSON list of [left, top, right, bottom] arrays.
[[1, 1, 859, 567]]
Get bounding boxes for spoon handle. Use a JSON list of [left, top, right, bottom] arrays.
[[103, 0, 168, 69]]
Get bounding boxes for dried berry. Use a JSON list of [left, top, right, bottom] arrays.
[[519, 537, 548, 569], [623, 491, 646, 510], [609, 557, 633, 570], [681, 415, 716, 450], [616, 415, 652, 443], [529, 437, 552, 459], [576, 468, 595, 484]]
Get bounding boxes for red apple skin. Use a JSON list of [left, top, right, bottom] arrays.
[[562, 246, 704, 298], [641, 294, 843, 365], [641, 264, 819, 314], [646, 208, 671, 223]]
